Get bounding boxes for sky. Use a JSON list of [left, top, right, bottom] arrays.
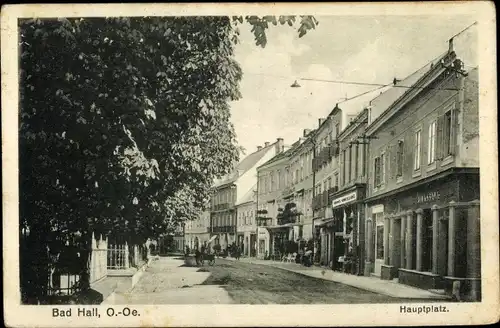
[[229, 15, 478, 155]]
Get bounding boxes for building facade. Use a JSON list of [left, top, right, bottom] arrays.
[[363, 43, 480, 300], [311, 109, 342, 266], [210, 139, 285, 251], [235, 186, 257, 257], [256, 130, 315, 259], [327, 108, 369, 274]]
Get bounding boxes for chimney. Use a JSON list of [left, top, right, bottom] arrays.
[[264, 142, 270, 147], [303, 129, 312, 137], [448, 38, 454, 53], [318, 118, 325, 127], [275, 138, 284, 154], [257, 146, 262, 151]]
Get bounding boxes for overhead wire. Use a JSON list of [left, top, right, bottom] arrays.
[[245, 21, 478, 95]]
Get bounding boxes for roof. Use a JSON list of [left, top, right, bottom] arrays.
[[368, 51, 449, 125], [214, 142, 277, 187], [235, 184, 256, 206], [257, 130, 316, 170]]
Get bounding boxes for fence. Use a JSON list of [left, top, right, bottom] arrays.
[[107, 243, 129, 269]]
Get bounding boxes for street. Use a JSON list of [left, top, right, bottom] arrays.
[[105, 257, 445, 304]]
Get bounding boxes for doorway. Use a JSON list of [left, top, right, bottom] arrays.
[[374, 212, 385, 276]]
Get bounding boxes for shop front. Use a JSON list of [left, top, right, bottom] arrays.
[[256, 226, 270, 259], [365, 171, 480, 300], [326, 185, 366, 275]]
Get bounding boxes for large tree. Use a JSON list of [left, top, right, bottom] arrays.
[[19, 15, 317, 301]]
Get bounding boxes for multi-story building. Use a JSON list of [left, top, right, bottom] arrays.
[[235, 185, 257, 257], [328, 108, 369, 275], [184, 210, 210, 251], [311, 109, 342, 266], [363, 41, 480, 300], [256, 130, 315, 259], [210, 139, 285, 250]]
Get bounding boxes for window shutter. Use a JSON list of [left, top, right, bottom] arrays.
[[449, 108, 457, 156], [436, 115, 445, 160], [390, 146, 396, 178]]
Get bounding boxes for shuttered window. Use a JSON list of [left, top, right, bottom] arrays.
[[443, 109, 455, 156]]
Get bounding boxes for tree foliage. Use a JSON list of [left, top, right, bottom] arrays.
[[19, 15, 317, 298]]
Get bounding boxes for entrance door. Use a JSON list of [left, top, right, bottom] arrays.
[[250, 234, 257, 257], [374, 212, 385, 276]]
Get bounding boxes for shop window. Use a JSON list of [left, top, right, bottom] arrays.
[[414, 130, 422, 171], [422, 209, 433, 272], [375, 213, 384, 260]]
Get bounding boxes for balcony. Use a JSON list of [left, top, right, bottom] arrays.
[[282, 186, 295, 198], [212, 203, 230, 211], [328, 187, 339, 203], [257, 218, 272, 227], [211, 226, 237, 234], [277, 216, 297, 225]]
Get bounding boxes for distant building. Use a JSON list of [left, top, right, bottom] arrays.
[[235, 186, 257, 256], [210, 139, 285, 250], [256, 130, 315, 259], [184, 210, 210, 251], [364, 41, 480, 300]]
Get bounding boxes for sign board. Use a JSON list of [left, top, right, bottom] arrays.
[[332, 191, 357, 208], [416, 191, 440, 204]]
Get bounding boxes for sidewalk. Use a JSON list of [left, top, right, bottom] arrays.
[[103, 256, 234, 304], [229, 257, 450, 300]]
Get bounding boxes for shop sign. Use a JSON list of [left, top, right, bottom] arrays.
[[416, 191, 441, 204], [332, 191, 357, 208]]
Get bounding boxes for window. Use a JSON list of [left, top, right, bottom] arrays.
[[396, 140, 404, 177], [335, 123, 340, 138], [374, 156, 381, 187], [323, 181, 327, 193], [380, 153, 385, 185], [342, 150, 346, 185], [328, 177, 332, 189], [428, 121, 437, 164], [334, 173, 339, 188], [444, 110, 454, 156], [414, 130, 421, 170], [348, 146, 352, 182], [277, 170, 281, 189]]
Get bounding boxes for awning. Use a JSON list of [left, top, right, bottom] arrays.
[[208, 235, 218, 243]]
